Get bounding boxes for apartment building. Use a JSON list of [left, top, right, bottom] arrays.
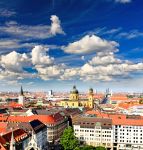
[[112, 115, 143, 150], [73, 114, 113, 150], [73, 113, 143, 150]]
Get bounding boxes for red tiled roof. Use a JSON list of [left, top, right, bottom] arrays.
[[110, 96, 128, 101], [118, 102, 141, 109], [0, 128, 28, 150], [0, 122, 7, 133], [86, 110, 143, 126], [0, 112, 65, 124]]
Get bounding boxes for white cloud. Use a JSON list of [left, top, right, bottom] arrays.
[[79, 56, 143, 82], [37, 65, 65, 80], [62, 35, 119, 54], [115, 0, 131, 3], [31, 45, 54, 66], [31, 45, 66, 80], [89, 53, 121, 66], [0, 15, 65, 39], [1, 51, 30, 72], [50, 15, 65, 35], [1, 43, 143, 85], [60, 68, 79, 80]]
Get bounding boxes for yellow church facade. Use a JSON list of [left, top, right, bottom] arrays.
[[60, 86, 94, 108]]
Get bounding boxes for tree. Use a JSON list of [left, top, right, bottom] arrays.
[[95, 146, 106, 150], [60, 126, 79, 150], [74, 145, 105, 150], [75, 145, 96, 150]]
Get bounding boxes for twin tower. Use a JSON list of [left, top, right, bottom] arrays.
[[60, 86, 94, 108]]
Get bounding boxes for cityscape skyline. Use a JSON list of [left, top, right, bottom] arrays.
[[0, 0, 143, 91]]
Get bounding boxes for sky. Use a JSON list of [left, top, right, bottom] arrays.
[[0, 0, 143, 92]]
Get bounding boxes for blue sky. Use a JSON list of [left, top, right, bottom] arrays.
[[0, 0, 143, 92]]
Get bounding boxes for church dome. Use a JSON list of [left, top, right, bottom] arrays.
[[89, 88, 93, 93], [71, 85, 79, 94]]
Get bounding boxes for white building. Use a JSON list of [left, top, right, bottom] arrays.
[[73, 114, 143, 150], [113, 124, 143, 150], [73, 115, 113, 150]]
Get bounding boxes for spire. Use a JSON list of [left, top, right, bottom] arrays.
[[20, 86, 24, 96], [31, 130, 36, 142], [10, 130, 16, 150], [25, 130, 40, 150]]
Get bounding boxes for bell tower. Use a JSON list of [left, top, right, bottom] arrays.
[[69, 85, 79, 101], [88, 88, 94, 108], [18, 86, 25, 106]]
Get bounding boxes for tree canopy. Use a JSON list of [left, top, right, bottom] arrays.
[[60, 126, 79, 150], [95, 146, 106, 150], [75, 146, 106, 150]]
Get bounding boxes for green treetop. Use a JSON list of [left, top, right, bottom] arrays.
[[75, 145, 106, 150], [60, 126, 79, 150]]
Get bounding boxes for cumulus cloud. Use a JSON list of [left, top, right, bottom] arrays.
[[31, 45, 54, 66], [50, 15, 65, 35], [0, 50, 35, 84], [89, 53, 121, 66], [1, 51, 30, 72], [79, 55, 143, 82], [115, 0, 131, 3], [60, 68, 79, 80], [31, 45, 66, 80], [62, 35, 119, 54], [37, 65, 65, 80], [1, 43, 143, 85]]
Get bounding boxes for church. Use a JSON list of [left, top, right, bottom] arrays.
[[60, 86, 94, 108]]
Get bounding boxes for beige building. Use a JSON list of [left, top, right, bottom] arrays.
[[60, 86, 94, 108], [73, 114, 113, 150]]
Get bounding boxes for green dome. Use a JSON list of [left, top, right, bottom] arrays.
[[89, 88, 93, 93], [71, 85, 79, 94]]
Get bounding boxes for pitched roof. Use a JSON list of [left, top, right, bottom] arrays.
[[0, 129, 28, 150], [86, 110, 143, 126]]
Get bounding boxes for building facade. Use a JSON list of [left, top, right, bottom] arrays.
[[73, 115, 113, 150], [73, 114, 143, 150], [60, 86, 94, 108]]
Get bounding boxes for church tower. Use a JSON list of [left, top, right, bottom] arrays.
[[88, 88, 94, 108], [69, 85, 79, 101], [18, 86, 24, 106], [25, 131, 40, 150]]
